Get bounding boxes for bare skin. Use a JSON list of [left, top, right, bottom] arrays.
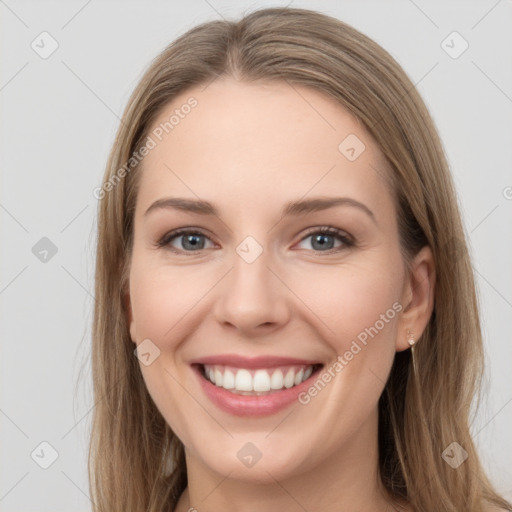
[[125, 77, 434, 512]]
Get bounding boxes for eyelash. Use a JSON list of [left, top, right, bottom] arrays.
[[155, 226, 355, 256]]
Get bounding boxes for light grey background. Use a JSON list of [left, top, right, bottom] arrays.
[[1, 0, 511, 510]]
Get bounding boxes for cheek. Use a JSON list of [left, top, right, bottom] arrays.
[[290, 270, 400, 444], [129, 260, 201, 344], [129, 262, 199, 442], [292, 261, 401, 351]]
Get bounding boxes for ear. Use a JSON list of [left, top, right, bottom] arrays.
[[123, 286, 137, 344], [396, 245, 436, 352]]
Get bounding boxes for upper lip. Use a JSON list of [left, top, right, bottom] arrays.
[[189, 354, 322, 369]]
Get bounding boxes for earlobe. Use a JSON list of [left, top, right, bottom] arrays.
[[396, 245, 436, 352]]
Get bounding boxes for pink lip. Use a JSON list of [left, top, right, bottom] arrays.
[[190, 360, 322, 417], [189, 354, 321, 368]]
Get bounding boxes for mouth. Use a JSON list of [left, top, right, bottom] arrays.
[[196, 363, 323, 396], [190, 356, 324, 416]]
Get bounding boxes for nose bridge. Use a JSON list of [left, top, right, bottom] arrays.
[[232, 236, 273, 291], [213, 233, 289, 331]]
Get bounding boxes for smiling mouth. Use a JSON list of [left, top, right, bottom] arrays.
[[196, 363, 323, 396]]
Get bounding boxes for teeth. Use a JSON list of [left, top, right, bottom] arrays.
[[294, 368, 304, 386], [270, 369, 284, 390], [253, 370, 271, 392], [235, 369, 252, 391], [223, 369, 235, 389], [214, 368, 223, 387], [283, 369, 295, 388], [203, 364, 316, 394]]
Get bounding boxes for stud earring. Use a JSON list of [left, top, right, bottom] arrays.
[[406, 329, 415, 347]]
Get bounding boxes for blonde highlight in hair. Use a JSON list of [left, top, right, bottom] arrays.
[[89, 7, 512, 511]]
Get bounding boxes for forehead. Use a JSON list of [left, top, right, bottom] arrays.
[[135, 78, 394, 219]]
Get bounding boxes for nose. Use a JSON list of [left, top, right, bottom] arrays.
[[212, 245, 291, 336]]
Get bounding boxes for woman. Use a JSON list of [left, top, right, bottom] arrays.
[[89, 7, 512, 512]]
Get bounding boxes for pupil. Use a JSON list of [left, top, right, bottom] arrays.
[[313, 234, 333, 250], [184, 234, 204, 250]]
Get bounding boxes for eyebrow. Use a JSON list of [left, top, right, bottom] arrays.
[[144, 196, 376, 224]]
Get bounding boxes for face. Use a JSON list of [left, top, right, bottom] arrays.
[[126, 78, 424, 484]]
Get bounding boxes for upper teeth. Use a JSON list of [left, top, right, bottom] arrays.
[[204, 364, 314, 393]]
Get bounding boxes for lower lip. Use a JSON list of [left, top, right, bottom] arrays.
[[192, 365, 321, 417]]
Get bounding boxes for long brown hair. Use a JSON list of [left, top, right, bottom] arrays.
[[88, 7, 512, 511]]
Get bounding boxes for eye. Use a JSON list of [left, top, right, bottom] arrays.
[[156, 229, 215, 254], [155, 226, 354, 255], [295, 226, 354, 253]]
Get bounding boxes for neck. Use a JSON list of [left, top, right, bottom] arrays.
[[174, 408, 400, 512]]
